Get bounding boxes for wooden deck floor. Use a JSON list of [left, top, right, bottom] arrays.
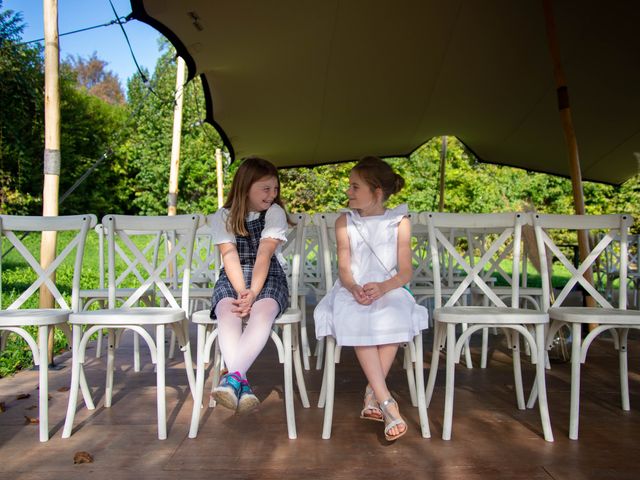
[[1, 308, 640, 480]]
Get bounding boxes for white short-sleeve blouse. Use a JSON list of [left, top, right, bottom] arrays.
[[209, 203, 288, 266]]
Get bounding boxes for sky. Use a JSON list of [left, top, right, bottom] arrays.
[[5, 0, 164, 86]]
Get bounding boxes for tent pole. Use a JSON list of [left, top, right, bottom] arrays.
[[438, 136, 447, 212], [216, 148, 224, 208], [167, 57, 186, 216], [542, 0, 596, 312], [41, 0, 60, 364]]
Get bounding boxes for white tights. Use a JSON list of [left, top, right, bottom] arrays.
[[215, 297, 279, 378]]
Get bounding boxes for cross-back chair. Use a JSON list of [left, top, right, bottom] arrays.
[[188, 213, 310, 439], [423, 212, 553, 442], [62, 214, 202, 440], [313, 212, 430, 440], [0, 214, 96, 441], [79, 224, 164, 365], [528, 213, 638, 439]]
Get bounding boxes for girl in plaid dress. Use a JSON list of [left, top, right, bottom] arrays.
[[210, 157, 289, 414]]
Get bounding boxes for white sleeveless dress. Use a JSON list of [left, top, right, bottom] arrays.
[[314, 204, 429, 346]]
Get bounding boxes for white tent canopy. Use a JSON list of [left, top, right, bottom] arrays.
[[131, 0, 640, 185]]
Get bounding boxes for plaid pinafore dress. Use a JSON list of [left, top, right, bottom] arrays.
[[210, 210, 289, 319]]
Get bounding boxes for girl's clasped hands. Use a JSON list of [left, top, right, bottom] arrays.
[[349, 282, 385, 304]]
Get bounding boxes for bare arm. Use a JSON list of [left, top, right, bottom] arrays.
[[218, 242, 246, 293], [234, 237, 281, 315], [250, 237, 281, 295]]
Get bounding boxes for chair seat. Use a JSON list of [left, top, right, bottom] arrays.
[[168, 287, 212, 299], [192, 309, 214, 324], [0, 308, 71, 326], [79, 287, 151, 299], [549, 307, 640, 324], [435, 306, 549, 324], [69, 307, 185, 325], [275, 307, 302, 325], [191, 307, 303, 326]]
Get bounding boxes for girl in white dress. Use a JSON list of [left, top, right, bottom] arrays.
[[314, 157, 428, 441]]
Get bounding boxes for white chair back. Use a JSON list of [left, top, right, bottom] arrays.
[[533, 213, 634, 311], [102, 214, 202, 312], [282, 213, 307, 309], [0, 214, 96, 312], [313, 212, 342, 293], [425, 212, 527, 309]]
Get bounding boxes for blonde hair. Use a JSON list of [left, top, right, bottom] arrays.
[[351, 156, 404, 200], [223, 157, 287, 236]]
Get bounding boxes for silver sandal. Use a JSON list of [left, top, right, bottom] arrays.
[[379, 397, 407, 441], [359, 385, 383, 422]]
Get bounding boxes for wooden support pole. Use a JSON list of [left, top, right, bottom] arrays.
[[216, 148, 224, 209], [167, 56, 186, 216], [542, 0, 596, 311], [438, 136, 447, 212], [42, 0, 61, 363]]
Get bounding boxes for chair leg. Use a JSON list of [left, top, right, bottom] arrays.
[[209, 339, 222, 408], [168, 329, 176, 359], [404, 345, 418, 407], [292, 325, 310, 408], [414, 333, 431, 438], [480, 327, 489, 368], [315, 336, 325, 370], [156, 324, 167, 440], [63, 325, 85, 438], [133, 331, 141, 372], [512, 330, 525, 410], [95, 329, 103, 358], [535, 324, 554, 442], [569, 322, 582, 440], [461, 323, 473, 368], [317, 353, 327, 408], [282, 324, 297, 439], [37, 326, 49, 442], [619, 328, 630, 411], [105, 329, 115, 408], [189, 324, 207, 438], [299, 295, 311, 370], [178, 320, 196, 400], [442, 323, 456, 440], [321, 336, 336, 439], [425, 321, 443, 407]]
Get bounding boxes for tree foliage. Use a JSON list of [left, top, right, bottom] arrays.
[[66, 52, 125, 105]]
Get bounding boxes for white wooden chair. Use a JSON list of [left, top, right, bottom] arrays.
[[528, 213, 638, 439], [166, 223, 220, 358], [313, 212, 430, 439], [0, 214, 96, 441], [283, 213, 313, 370], [188, 213, 310, 439], [62, 214, 202, 440], [423, 212, 553, 442]]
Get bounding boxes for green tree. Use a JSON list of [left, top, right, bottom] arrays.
[[122, 40, 223, 215], [0, 2, 44, 214]]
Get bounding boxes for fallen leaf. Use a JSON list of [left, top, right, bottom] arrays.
[[24, 416, 39, 424], [73, 451, 94, 464], [57, 386, 70, 392], [0, 402, 6, 413], [16, 393, 31, 400]]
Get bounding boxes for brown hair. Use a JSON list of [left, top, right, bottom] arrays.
[[351, 156, 404, 200], [223, 157, 287, 236]]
